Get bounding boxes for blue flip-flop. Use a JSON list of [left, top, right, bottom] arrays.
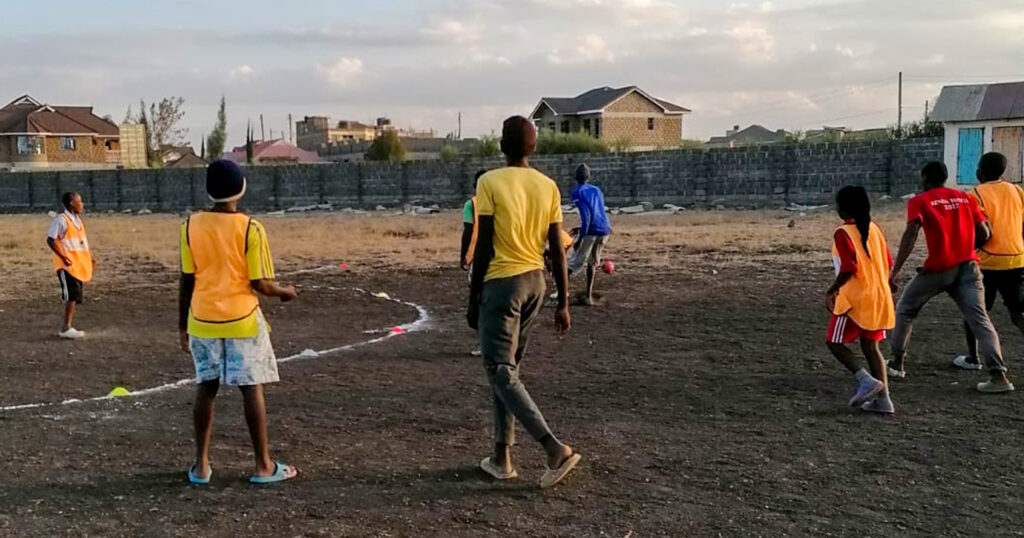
[[250, 462, 297, 485], [188, 465, 212, 485]]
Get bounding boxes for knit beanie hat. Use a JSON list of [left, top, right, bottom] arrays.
[[206, 159, 247, 203], [575, 163, 591, 183]]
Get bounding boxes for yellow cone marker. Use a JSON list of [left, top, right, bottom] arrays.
[[108, 386, 131, 397]]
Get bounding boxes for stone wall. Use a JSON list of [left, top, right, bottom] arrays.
[[0, 137, 943, 212]]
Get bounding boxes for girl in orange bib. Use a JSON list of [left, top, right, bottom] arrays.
[[826, 186, 896, 414]]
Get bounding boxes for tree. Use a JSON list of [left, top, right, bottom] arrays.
[[439, 143, 460, 162], [206, 96, 227, 160], [200, 137, 206, 160], [147, 97, 188, 164], [888, 120, 943, 140], [365, 130, 407, 161], [246, 121, 254, 165], [536, 131, 608, 155], [123, 105, 134, 125], [136, 100, 154, 166]]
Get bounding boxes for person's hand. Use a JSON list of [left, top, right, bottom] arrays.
[[554, 306, 571, 335], [179, 331, 191, 356], [461, 261, 470, 271], [825, 291, 837, 312], [62, 256, 72, 267], [279, 284, 297, 302], [889, 271, 900, 292]]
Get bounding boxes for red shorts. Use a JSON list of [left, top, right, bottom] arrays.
[[827, 314, 885, 344]]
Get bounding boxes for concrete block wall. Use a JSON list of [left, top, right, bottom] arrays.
[[0, 138, 944, 212]]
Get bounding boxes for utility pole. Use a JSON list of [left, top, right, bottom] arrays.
[[288, 113, 293, 142], [458, 111, 462, 140], [260, 113, 266, 141], [924, 100, 930, 123], [897, 71, 903, 138]]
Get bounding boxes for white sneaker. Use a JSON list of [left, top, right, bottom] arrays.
[[58, 328, 85, 340], [952, 355, 983, 371], [849, 377, 884, 408], [860, 396, 895, 414], [886, 360, 906, 380]]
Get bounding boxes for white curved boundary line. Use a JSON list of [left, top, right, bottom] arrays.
[[0, 285, 430, 413]]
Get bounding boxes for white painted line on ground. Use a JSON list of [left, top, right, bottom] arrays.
[[0, 285, 430, 413]]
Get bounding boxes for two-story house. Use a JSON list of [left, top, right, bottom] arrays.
[[530, 86, 690, 150], [0, 95, 121, 170]]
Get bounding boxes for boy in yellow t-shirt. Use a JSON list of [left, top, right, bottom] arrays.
[[955, 152, 1024, 370], [467, 116, 581, 489], [178, 159, 298, 485]]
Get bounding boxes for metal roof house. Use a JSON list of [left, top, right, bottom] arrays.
[[931, 82, 1024, 184]]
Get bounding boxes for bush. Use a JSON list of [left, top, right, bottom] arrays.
[[439, 143, 460, 162], [365, 130, 407, 161], [889, 120, 943, 139], [473, 135, 501, 158], [608, 138, 632, 153], [536, 131, 608, 155], [679, 139, 704, 150]]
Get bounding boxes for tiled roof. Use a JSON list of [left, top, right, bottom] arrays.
[[0, 95, 118, 136], [535, 86, 689, 116]]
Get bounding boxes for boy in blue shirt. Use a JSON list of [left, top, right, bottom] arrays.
[[569, 164, 611, 305]]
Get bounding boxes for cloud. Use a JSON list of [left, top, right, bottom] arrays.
[[421, 17, 483, 45], [228, 65, 254, 79], [316, 57, 364, 87], [728, 22, 776, 61]]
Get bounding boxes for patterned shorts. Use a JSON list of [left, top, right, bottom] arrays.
[[189, 310, 280, 386]]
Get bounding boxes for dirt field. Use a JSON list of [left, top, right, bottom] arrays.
[[2, 207, 1024, 537]]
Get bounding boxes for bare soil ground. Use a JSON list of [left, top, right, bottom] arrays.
[[2, 208, 1024, 537]]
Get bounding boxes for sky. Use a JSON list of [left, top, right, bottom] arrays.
[[5, 0, 1024, 149]]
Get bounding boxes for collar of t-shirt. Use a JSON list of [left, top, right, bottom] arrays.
[[64, 210, 83, 230]]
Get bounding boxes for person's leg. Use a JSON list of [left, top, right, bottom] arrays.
[[192, 380, 220, 478], [890, 271, 945, 372], [490, 388, 514, 473], [239, 384, 275, 476], [998, 268, 1024, 346], [63, 301, 75, 332], [568, 236, 596, 277], [826, 342, 861, 374], [861, 339, 888, 390], [949, 263, 1010, 383], [964, 270, 1000, 363]]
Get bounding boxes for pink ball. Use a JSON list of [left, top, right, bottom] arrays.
[[602, 260, 615, 274]]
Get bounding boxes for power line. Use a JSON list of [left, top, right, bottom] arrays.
[[715, 76, 897, 119], [800, 108, 895, 127]]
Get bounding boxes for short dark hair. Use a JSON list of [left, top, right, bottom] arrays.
[[978, 152, 1008, 181], [473, 169, 486, 189], [500, 116, 537, 161], [921, 161, 948, 187], [61, 192, 80, 210]]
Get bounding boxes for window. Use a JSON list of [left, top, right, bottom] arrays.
[[594, 118, 601, 139], [583, 119, 591, 135], [548, 122, 556, 132], [561, 121, 570, 134], [16, 136, 42, 156], [647, 117, 655, 131], [61, 137, 76, 151]]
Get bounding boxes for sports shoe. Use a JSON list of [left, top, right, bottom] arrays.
[[977, 379, 1015, 394], [860, 396, 895, 414], [58, 328, 85, 340], [849, 377, 885, 408], [886, 360, 906, 380], [952, 355, 983, 371]]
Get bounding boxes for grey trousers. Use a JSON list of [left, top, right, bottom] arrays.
[[478, 270, 553, 445], [892, 261, 1008, 373]]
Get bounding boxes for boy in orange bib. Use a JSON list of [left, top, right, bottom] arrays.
[[46, 192, 94, 339], [178, 160, 298, 485], [826, 186, 896, 414]]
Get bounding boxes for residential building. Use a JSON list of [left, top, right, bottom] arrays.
[[705, 125, 789, 148], [118, 123, 148, 169], [0, 95, 121, 170], [931, 81, 1024, 184], [164, 147, 208, 168], [225, 139, 322, 165], [375, 117, 437, 139], [296, 116, 377, 150], [530, 86, 690, 150]]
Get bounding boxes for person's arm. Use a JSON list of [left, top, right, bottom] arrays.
[[548, 223, 571, 335], [976, 221, 992, 249], [251, 279, 297, 301], [891, 220, 922, 288], [178, 272, 195, 354], [46, 237, 72, 267], [467, 216, 494, 330], [460, 223, 474, 270]]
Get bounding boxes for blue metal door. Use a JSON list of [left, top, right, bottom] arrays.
[[958, 128, 984, 185]]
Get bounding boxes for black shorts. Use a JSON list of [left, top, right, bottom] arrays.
[[982, 268, 1024, 313], [57, 269, 84, 304]]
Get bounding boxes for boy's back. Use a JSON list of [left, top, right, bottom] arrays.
[[971, 181, 1024, 270], [476, 167, 562, 281]]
